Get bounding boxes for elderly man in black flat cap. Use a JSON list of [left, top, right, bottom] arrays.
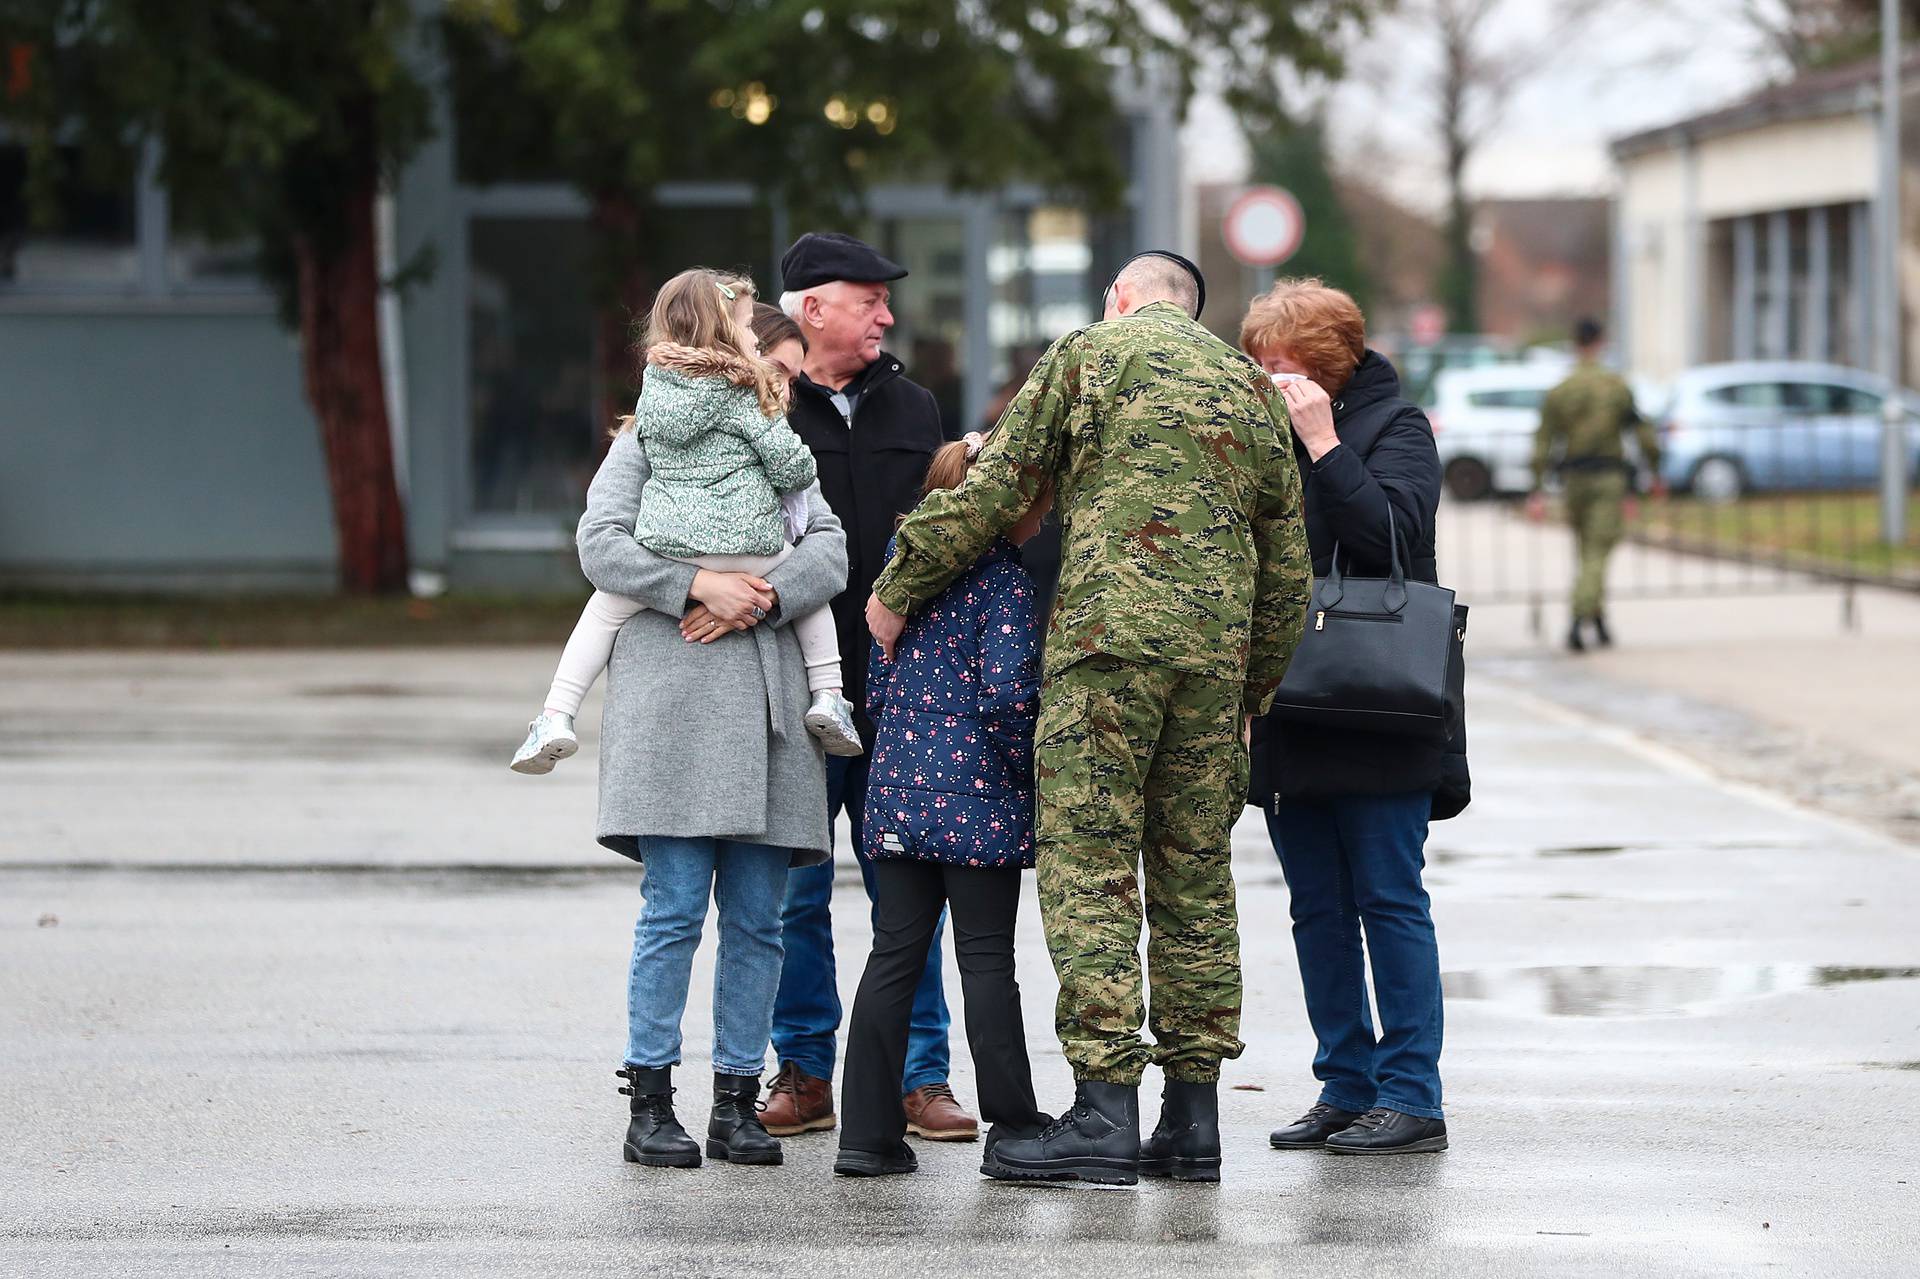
[[756, 231, 973, 1145]]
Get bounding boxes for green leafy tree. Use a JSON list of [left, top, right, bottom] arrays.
[[1246, 117, 1370, 307], [2, 1, 431, 594], [445, 0, 1375, 431]]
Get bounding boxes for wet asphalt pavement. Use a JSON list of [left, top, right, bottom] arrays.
[[2, 649, 1917, 1276]]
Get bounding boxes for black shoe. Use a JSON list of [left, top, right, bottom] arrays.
[[708, 1072, 783, 1166], [1592, 614, 1613, 647], [1566, 619, 1587, 653], [833, 1144, 918, 1177], [981, 1081, 1139, 1186], [1138, 1080, 1221, 1182], [616, 1065, 701, 1168], [1268, 1100, 1366, 1151], [1324, 1107, 1448, 1155]]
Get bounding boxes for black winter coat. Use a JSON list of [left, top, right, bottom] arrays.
[[1249, 350, 1447, 807], [788, 353, 958, 747]]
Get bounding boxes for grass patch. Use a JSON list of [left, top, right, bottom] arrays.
[[0, 591, 588, 649], [1627, 491, 1920, 583]]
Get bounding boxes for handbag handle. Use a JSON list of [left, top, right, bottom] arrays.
[[1319, 507, 1409, 614]]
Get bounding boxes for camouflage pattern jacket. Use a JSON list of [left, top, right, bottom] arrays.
[[872, 301, 1312, 714], [1532, 359, 1662, 487]]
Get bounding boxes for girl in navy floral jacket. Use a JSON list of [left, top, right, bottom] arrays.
[[834, 432, 1055, 1176]]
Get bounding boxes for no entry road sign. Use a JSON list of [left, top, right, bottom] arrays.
[[1223, 185, 1305, 269]]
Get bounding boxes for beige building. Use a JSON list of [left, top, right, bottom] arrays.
[[1612, 51, 1920, 384]]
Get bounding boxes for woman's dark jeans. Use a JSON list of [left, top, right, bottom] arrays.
[[840, 861, 1047, 1152], [1267, 791, 1444, 1119]]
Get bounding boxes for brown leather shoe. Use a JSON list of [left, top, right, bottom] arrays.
[[758, 1061, 835, 1136], [903, 1082, 979, 1141]]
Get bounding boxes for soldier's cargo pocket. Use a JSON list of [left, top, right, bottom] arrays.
[[1034, 681, 1129, 845]]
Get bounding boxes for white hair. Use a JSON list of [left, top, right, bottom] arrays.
[[780, 286, 833, 320]]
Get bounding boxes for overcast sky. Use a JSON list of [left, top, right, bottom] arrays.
[[1183, 0, 1794, 211]]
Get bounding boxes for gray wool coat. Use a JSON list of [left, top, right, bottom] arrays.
[[576, 429, 848, 867]]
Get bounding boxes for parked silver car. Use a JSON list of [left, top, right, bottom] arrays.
[[1659, 362, 1920, 502], [1429, 359, 1667, 500]]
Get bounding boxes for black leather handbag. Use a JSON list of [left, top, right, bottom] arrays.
[[1269, 512, 1461, 740]]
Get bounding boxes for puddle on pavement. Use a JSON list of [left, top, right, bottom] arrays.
[[1862, 1061, 1920, 1072], [1442, 964, 1920, 1017], [298, 683, 423, 698], [1537, 844, 1627, 858]]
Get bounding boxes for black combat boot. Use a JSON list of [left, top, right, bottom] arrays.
[[616, 1065, 700, 1169], [1138, 1079, 1221, 1182], [981, 1080, 1139, 1185], [1591, 613, 1613, 647], [1566, 618, 1587, 653], [707, 1072, 783, 1166]]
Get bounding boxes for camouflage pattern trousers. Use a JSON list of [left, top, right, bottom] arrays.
[[1565, 470, 1628, 620], [1033, 655, 1249, 1085]]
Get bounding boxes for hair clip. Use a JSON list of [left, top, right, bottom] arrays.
[[962, 432, 987, 459], [716, 281, 737, 301]]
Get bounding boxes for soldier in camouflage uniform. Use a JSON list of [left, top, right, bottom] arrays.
[[1531, 317, 1663, 651], [866, 252, 1313, 1184]]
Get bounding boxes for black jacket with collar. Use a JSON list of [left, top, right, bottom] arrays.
[[788, 352, 959, 747], [1249, 349, 1447, 807]]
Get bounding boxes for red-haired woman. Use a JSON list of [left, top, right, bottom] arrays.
[[1239, 279, 1450, 1156]]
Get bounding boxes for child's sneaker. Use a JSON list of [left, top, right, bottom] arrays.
[[804, 691, 864, 758], [510, 711, 578, 775]]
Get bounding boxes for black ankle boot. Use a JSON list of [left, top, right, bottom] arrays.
[[981, 1080, 1139, 1185], [1138, 1079, 1221, 1182], [708, 1073, 783, 1166], [616, 1065, 700, 1168], [1566, 619, 1587, 653], [1592, 613, 1613, 647]]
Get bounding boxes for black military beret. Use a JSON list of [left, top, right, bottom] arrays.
[[1112, 249, 1206, 320], [780, 232, 908, 292]]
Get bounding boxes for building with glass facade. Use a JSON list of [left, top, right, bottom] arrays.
[[0, 64, 1177, 593]]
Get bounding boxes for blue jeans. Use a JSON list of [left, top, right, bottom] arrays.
[[626, 836, 791, 1077], [772, 753, 951, 1092], [1267, 792, 1444, 1120]]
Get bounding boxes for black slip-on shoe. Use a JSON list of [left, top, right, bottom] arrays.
[[833, 1145, 918, 1177]]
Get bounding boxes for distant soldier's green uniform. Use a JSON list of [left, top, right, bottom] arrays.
[[873, 301, 1312, 1084], [1533, 359, 1662, 621]]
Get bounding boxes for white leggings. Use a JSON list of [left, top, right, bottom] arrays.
[[544, 545, 843, 717]]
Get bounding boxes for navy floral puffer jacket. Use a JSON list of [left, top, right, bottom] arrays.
[[863, 538, 1042, 869]]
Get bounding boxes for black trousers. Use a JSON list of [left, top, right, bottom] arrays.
[[840, 860, 1047, 1152]]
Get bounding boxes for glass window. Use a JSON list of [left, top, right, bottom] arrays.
[[467, 205, 769, 516], [166, 195, 262, 287], [0, 140, 139, 287], [985, 206, 1094, 432], [863, 215, 968, 435], [1706, 382, 1788, 410], [468, 216, 598, 515], [1467, 388, 1546, 410]]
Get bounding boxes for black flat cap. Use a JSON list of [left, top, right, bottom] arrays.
[[780, 232, 908, 292]]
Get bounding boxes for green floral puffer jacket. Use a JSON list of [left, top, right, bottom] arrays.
[[630, 344, 819, 559]]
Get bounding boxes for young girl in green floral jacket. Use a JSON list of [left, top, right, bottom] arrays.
[[511, 268, 860, 774]]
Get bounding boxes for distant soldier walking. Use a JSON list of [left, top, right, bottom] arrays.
[[1529, 317, 1663, 651], [866, 252, 1313, 1185]]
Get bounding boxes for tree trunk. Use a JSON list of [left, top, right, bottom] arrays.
[[294, 179, 409, 596], [590, 190, 657, 450]]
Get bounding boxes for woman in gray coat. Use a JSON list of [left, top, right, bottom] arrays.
[[578, 428, 849, 1171]]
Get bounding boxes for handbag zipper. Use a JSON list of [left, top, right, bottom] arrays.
[[1317, 608, 1404, 629]]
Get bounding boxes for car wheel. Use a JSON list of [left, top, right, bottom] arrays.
[[1691, 455, 1746, 504], [1444, 457, 1493, 502]]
